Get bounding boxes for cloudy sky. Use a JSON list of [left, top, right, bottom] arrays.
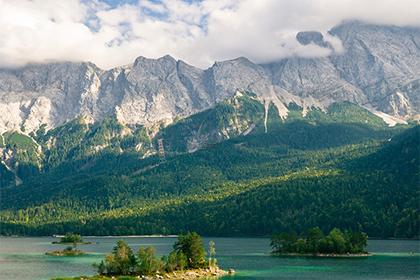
[[1, 0, 419, 69]]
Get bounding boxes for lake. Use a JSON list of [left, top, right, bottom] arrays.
[[0, 237, 419, 280]]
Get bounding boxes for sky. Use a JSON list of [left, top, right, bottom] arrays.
[[0, 0, 419, 69]]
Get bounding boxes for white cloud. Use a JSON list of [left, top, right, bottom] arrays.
[[0, 0, 419, 69]]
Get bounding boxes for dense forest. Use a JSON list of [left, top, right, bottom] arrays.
[[0, 99, 418, 238], [0, 125, 418, 238]]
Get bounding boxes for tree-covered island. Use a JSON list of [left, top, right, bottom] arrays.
[[271, 227, 370, 257], [52, 233, 92, 244], [52, 232, 234, 280]]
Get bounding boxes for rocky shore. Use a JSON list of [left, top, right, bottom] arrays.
[[46, 249, 85, 256], [53, 267, 235, 280], [145, 267, 234, 279], [52, 241, 92, 245]]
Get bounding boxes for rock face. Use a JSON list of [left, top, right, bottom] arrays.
[[296, 31, 331, 48], [329, 21, 420, 117], [0, 21, 419, 134]]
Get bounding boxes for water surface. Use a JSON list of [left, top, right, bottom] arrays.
[[0, 237, 418, 280]]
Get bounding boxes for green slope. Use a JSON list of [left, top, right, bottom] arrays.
[[0, 96, 397, 189], [0, 123, 417, 238], [0, 93, 416, 237], [0, 164, 14, 187]]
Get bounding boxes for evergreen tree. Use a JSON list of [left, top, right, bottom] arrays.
[[321, 228, 347, 254], [136, 247, 163, 275], [306, 227, 324, 252], [345, 230, 368, 253], [164, 251, 187, 272], [101, 240, 136, 275], [174, 232, 207, 268], [270, 232, 298, 253]]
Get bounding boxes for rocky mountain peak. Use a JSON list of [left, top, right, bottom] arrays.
[[0, 21, 418, 134], [132, 55, 177, 74]]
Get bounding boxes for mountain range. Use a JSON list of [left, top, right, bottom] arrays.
[[0, 20, 419, 238], [1, 20, 419, 136]]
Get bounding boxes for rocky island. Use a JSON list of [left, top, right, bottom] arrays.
[[46, 246, 85, 257]]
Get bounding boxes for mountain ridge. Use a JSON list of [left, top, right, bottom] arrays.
[[0, 21, 419, 135], [0, 88, 405, 188]]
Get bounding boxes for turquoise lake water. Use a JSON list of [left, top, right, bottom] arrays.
[[0, 237, 419, 280]]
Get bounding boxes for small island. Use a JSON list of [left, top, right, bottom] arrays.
[[52, 233, 92, 245], [47, 233, 90, 256], [52, 232, 234, 280], [271, 227, 370, 257], [46, 246, 85, 256]]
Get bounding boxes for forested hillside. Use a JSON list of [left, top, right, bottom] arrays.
[[0, 93, 394, 186], [1, 114, 417, 238]]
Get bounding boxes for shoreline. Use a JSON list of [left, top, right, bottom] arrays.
[[1, 235, 419, 241], [52, 235, 180, 238], [52, 267, 234, 280], [46, 250, 85, 257], [273, 253, 372, 258], [52, 241, 93, 244]]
